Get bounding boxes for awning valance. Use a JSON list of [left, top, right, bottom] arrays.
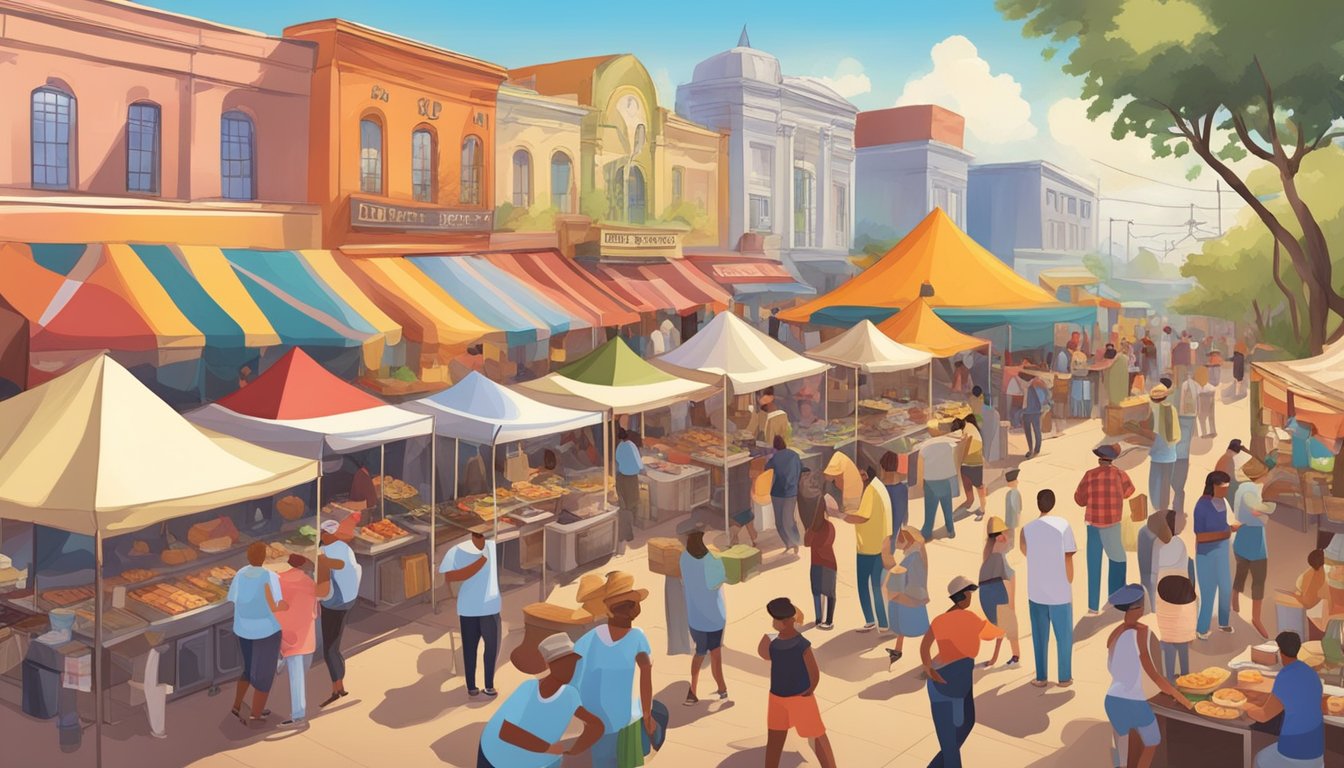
[[582, 260, 731, 316], [487, 250, 641, 328]]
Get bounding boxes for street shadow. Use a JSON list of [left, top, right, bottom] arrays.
[[857, 666, 928, 700], [811, 629, 890, 682], [1072, 612, 1114, 645], [369, 647, 483, 728], [1024, 718, 1113, 767], [430, 722, 486, 766], [973, 682, 1076, 738], [716, 746, 806, 768]]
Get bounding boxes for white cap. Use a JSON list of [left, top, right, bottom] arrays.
[[320, 519, 340, 534], [538, 633, 577, 663]]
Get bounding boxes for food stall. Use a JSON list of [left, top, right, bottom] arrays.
[[0, 356, 319, 759], [186, 348, 435, 609], [654, 311, 830, 532], [516, 337, 721, 545], [402, 371, 604, 602]]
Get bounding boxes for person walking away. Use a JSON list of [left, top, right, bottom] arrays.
[[1137, 512, 1158, 613], [679, 531, 729, 705], [228, 541, 287, 725], [1020, 374, 1049, 458], [1069, 348, 1092, 418], [1232, 343, 1248, 399], [1104, 584, 1192, 768], [979, 518, 1021, 667], [880, 451, 909, 535], [759, 597, 838, 768], [1245, 631, 1326, 768], [477, 633, 604, 768], [920, 576, 1004, 768], [1149, 509, 1192, 587], [441, 531, 503, 697], [1022, 489, 1076, 688], [1193, 471, 1236, 639], [317, 520, 359, 708], [841, 464, 893, 632], [1154, 575, 1198, 683], [804, 496, 839, 630], [767, 307, 781, 341], [1143, 385, 1180, 512], [1174, 374, 1201, 514], [918, 429, 961, 540], [1198, 375, 1218, 438], [573, 575, 656, 768], [1103, 346, 1128, 412], [885, 527, 931, 665], [957, 415, 987, 520], [1003, 469, 1023, 536], [277, 554, 318, 727], [1171, 332, 1192, 385], [614, 429, 643, 552], [1232, 461, 1275, 638], [1074, 444, 1135, 615], [765, 436, 803, 554]]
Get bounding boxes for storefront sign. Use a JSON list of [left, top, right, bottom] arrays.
[[350, 197, 493, 232], [596, 228, 683, 260], [711, 262, 792, 282], [417, 98, 442, 120]]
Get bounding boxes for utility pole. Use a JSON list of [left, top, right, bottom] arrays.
[[1126, 220, 1133, 267], [1216, 179, 1222, 235], [1108, 217, 1115, 279]]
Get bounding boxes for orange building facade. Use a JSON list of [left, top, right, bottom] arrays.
[[284, 20, 507, 253]]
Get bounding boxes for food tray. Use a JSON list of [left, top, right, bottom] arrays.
[[1175, 668, 1232, 695], [1324, 685, 1344, 726]]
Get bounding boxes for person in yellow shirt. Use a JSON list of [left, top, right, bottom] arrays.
[[841, 464, 893, 632]]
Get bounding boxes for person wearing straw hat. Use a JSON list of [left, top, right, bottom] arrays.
[[979, 518, 1021, 667], [1143, 384, 1180, 512], [1232, 459, 1277, 638], [1103, 584, 1192, 768], [920, 576, 1002, 768], [1074, 444, 1136, 616], [573, 572, 656, 768], [477, 633, 604, 768]]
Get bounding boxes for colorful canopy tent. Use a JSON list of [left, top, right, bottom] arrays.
[[405, 370, 602, 446], [186, 347, 432, 457], [776, 208, 1094, 345], [655, 310, 829, 393], [0, 354, 319, 762], [806, 320, 933, 374], [516, 337, 720, 416], [876, 298, 987, 358], [1255, 342, 1344, 439], [409, 254, 585, 345]]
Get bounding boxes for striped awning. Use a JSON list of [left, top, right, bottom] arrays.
[[582, 259, 730, 316], [487, 250, 641, 328], [0, 243, 401, 371], [409, 255, 581, 345], [339, 254, 498, 354]]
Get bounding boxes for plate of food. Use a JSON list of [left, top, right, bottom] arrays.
[[1194, 700, 1243, 721], [1323, 685, 1344, 725], [1210, 688, 1247, 710], [1175, 666, 1231, 694]]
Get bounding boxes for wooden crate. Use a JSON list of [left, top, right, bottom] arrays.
[[401, 553, 429, 599], [647, 538, 683, 577]]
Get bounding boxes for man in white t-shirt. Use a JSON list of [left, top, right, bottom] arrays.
[[1020, 489, 1077, 688], [441, 531, 502, 697]]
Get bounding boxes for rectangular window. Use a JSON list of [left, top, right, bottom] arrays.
[[948, 189, 962, 224], [1045, 190, 1056, 212], [934, 185, 949, 212], [1081, 200, 1091, 220], [1067, 196, 1077, 215], [793, 168, 815, 248], [360, 119, 382, 194], [412, 130, 435, 202], [32, 88, 74, 190], [672, 167, 684, 203], [127, 103, 160, 194], [833, 184, 847, 247], [749, 194, 771, 232], [750, 145, 774, 187], [220, 112, 255, 200]]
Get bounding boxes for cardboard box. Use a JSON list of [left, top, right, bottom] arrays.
[[719, 544, 761, 584], [647, 538, 683, 577]]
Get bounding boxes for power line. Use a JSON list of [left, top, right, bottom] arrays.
[[1091, 159, 1221, 193], [1101, 196, 1221, 211]]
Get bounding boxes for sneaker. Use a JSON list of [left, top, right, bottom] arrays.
[[715, 689, 729, 701], [467, 688, 481, 697], [683, 692, 699, 707], [279, 719, 306, 729], [1006, 656, 1020, 666], [858, 623, 877, 633], [150, 731, 167, 740], [818, 622, 834, 631], [1196, 632, 1211, 640], [483, 688, 498, 697], [1218, 626, 1233, 634]]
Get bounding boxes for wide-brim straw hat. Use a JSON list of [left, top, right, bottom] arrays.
[[601, 571, 649, 605]]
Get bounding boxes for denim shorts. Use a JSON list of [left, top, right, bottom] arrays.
[[1104, 695, 1160, 746], [691, 628, 723, 655]]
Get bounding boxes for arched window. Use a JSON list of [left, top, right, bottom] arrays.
[[627, 167, 647, 225], [220, 111, 255, 200], [460, 136, 483, 205], [32, 86, 75, 190], [550, 152, 573, 213], [671, 167, 684, 204], [126, 102, 160, 194], [359, 117, 383, 194], [411, 127, 435, 202], [511, 149, 532, 208]]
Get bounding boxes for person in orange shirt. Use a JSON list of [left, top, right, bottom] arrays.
[[276, 554, 319, 727], [920, 576, 1003, 768]]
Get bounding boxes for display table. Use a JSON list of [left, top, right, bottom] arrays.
[[353, 531, 429, 608], [642, 465, 711, 524], [545, 508, 618, 574]]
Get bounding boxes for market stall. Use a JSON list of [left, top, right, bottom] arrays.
[[402, 371, 604, 601], [654, 311, 830, 532], [0, 355, 318, 761], [516, 337, 721, 550], [186, 348, 436, 609]]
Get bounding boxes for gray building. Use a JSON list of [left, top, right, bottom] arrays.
[[967, 160, 1097, 268], [677, 28, 858, 292], [854, 105, 973, 245]]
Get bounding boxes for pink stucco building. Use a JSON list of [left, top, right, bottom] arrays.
[[0, 0, 321, 247]]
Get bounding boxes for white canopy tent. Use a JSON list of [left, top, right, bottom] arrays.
[[655, 311, 831, 531], [806, 320, 935, 456], [404, 371, 604, 601], [0, 355, 319, 765]]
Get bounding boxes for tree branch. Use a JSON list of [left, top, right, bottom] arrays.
[[1271, 239, 1301, 338], [1252, 57, 1283, 156], [1230, 113, 1276, 162]]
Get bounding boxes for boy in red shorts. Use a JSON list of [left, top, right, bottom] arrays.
[[757, 597, 837, 768]]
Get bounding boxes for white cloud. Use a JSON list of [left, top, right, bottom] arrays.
[[895, 35, 1036, 145], [813, 57, 872, 99]]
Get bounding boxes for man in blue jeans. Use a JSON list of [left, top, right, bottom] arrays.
[[1193, 470, 1235, 639], [918, 430, 961, 540], [1021, 489, 1076, 687], [1020, 374, 1049, 458]]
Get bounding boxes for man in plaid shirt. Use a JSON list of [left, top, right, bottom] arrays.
[[1074, 444, 1136, 614]]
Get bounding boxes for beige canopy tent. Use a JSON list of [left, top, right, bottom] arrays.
[[0, 355, 319, 765]]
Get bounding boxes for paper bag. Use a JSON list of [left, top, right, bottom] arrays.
[[1129, 493, 1148, 523]]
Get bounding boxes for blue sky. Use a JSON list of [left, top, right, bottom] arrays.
[[138, 0, 1236, 259]]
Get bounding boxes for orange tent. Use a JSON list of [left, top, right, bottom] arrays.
[[779, 207, 1066, 325], [876, 298, 986, 358]]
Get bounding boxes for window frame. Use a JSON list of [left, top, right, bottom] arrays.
[[31, 85, 76, 190], [460, 135, 484, 206], [833, 183, 847, 247], [626, 165, 647, 225], [411, 125, 436, 203], [126, 101, 161, 195], [511, 148, 532, 208], [220, 110, 256, 201], [793, 166, 816, 248], [671, 166, 684, 204], [550, 151, 574, 213], [749, 194, 772, 232], [359, 115, 384, 195]]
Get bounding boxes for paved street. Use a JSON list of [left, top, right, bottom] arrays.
[[14, 393, 1307, 768]]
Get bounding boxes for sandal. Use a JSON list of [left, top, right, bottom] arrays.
[[320, 692, 343, 708], [886, 649, 903, 664], [231, 707, 246, 725]]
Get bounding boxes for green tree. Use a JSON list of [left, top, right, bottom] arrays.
[[999, 0, 1344, 352]]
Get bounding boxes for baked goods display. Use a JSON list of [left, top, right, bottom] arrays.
[[42, 587, 95, 607], [1194, 700, 1242, 720], [129, 582, 212, 616], [129, 540, 151, 556], [512, 481, 561, 501], [160, 546, 198, 566], [1237, 669, 1266, 685], [1324, 695, 1344, 716], [187, 516, 240, 548], [276, 495, 306, 521], [1175, 667, 1231, 694], [1210, 689, 1247, 709], [119, 568, 156, 584], [198, 536, 233, 554], [357, 519, 410, 544], [374, 475, 418, 501]]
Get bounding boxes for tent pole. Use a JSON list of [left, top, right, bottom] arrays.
[[429, 420, 437, 613], [94, 526, 104, 768], [603, 412, 611, 514], [853, 366, 859, 462], [315, 444, 324, 579], [454, 439, 461, 500], [722, 376, 730, 536], [928, 361, 934, 413], [823, 368, 828, 422], [380, 442, 386, 521], [492, 448, 498, 541]]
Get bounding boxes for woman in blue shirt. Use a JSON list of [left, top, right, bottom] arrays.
[[1192, 471, 1236, 639], [227, 541, 286, 725]]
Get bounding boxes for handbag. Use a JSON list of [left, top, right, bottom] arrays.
[[1122, 493, 1148, 552]]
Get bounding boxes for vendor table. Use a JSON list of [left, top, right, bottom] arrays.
[[642, 465, 711, 525], [352, 531, 428, 608]]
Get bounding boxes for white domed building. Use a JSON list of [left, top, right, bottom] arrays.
[[677, 28, 858, 293]]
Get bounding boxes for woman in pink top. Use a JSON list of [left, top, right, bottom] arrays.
[[278, 554, 319, 727]]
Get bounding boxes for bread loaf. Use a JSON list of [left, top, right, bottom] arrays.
[[161, 548, 198, 566]]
